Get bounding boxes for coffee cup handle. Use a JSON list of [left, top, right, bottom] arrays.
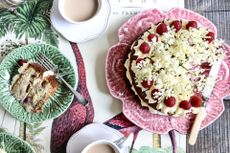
[[113, 137, 128, 148]]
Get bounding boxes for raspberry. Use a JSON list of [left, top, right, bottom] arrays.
[[201, 62, 211, 69], [218, 45, 224, 50], [170, 20, 182, 32], [201, 62, 211, 75], [148, 34, 158, 42], [156, 23, 168, 35], [18, 59, 27, 66], [139, 42, 150, 54], [141, 80, 153, 89], [164, 96, 176, 107], [136, 58, 144, 64], [189, 95, 202, 107], [179, 100, 192, 110], [205, 32, 215, 43], [186, 21, 198, 30]]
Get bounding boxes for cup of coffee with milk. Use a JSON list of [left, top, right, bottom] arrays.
[[58, 0, 100, 24], [81, 139, 121, 153]]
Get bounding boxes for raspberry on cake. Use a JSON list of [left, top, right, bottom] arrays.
[[10, 60, 59, 113], [124, 19, 225, 116]]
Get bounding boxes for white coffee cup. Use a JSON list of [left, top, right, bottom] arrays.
[[81, 139, 121, 153], [58, 0, 101, 24]]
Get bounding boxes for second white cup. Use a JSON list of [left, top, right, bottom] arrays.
[[81, 139, 121, 153]]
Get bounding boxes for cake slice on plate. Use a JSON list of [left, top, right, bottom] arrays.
[[10, 61, 59, 113]]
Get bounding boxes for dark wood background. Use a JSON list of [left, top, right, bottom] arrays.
[[185, 0, 230, 152]]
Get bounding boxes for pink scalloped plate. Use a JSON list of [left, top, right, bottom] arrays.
[[105, 8, 230, 134]]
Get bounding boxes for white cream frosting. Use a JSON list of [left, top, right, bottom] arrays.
[[43, 70, 55, 78]]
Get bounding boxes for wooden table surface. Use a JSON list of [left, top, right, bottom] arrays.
[[185, 0, 230, 152]]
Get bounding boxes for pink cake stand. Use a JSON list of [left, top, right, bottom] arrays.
[[106, 8, 230, 134]]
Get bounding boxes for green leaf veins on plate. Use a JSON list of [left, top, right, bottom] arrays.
[[0, 132, 35, 153]]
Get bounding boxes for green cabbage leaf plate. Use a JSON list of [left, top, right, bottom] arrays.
[[0, 44, 76, 123], [0, 132, 35, 153]]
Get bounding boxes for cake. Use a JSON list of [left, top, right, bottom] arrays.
[[10, 60, 59, 113], [125, 19, 225, 116]]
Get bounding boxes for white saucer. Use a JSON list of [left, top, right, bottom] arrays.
[[50, 0, 111, 43], [66, 123, 128, 153]]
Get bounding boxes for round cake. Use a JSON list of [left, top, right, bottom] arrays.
[[125, 19, 225, 116]]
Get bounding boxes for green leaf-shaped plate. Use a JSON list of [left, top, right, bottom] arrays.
[[0, 132, 35, 153], [0, 44, 76, 123]]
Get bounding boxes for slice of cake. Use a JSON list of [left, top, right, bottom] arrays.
[[10, 60, 59, 113], [125, 19, 225, 116]]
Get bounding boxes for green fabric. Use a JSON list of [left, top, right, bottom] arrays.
[[0, 0, 59, 46]]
